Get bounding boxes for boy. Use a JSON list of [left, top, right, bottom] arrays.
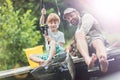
[[29, 8, 65, 66]]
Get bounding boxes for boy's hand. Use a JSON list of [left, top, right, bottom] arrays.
[[41, 8, 46, 15], [45, 35, 51, 42]]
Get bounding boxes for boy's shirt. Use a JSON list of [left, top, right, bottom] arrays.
[[45, 29, 65, 52]]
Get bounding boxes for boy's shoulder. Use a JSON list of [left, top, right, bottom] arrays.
[[57, 30, 64, 35]]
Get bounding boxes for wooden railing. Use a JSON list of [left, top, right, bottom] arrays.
[[0, 66, 31, 78], [0, 57, 99, 79]]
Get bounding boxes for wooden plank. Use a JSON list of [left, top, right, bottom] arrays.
[[0, 66, 31, 78]]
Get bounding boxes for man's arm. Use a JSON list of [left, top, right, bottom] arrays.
[[79, 13, 95, 35], [66, 38, 76, 56]]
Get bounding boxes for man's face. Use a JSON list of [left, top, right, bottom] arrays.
[[65, 11, 80, 26]]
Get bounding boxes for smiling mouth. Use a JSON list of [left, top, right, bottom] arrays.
[[51, 26, 56, 28], [71, 19, 79, 26]]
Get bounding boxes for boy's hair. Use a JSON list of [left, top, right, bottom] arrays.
[[46, 13, 60, 24]]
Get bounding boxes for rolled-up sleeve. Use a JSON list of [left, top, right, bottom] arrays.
[[79, 13, 95, 35]]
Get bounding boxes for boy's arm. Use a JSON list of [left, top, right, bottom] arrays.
[[58, 33, 65, 46], [45, 35, 52, 42], [39, 8, 46, 25]]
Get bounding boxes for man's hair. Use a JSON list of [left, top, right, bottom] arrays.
[[46, 13, 60, 24]]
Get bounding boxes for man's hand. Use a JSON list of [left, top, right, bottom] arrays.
[[66, 45, 76, 56]]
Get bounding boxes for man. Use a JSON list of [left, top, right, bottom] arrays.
[[63, 8, 109, 72]]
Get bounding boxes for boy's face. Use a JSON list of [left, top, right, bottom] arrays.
[[65, 11, 80, 26], [48, 20, 59, 32]]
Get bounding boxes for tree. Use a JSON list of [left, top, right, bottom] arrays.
[[0, 0, 41, 70]]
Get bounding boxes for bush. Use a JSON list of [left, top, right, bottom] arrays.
[[0, 0, 41, 70]]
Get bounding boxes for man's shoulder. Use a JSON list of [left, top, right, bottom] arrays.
[[82, 13, 97, 22], [82, 13, 94, 18]]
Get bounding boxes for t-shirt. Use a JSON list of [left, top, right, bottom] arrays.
[[76, 13, 103, 39], [45, 29, 65, 52]]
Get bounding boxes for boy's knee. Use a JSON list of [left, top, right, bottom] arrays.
[[50, 40, 56, 45]]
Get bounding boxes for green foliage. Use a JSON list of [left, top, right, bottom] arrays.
[[64, 25, 77, 40], [0, 0, 73, 70], [0, 0, 41, 70]]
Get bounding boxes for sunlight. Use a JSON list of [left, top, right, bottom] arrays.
[[89, 0, 120, 35], [92, 0, 120, 18]]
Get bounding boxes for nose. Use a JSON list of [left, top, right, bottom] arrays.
[[67, 17, 72, 23]]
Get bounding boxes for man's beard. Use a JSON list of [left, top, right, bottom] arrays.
[[70, 17, 80, 26]]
